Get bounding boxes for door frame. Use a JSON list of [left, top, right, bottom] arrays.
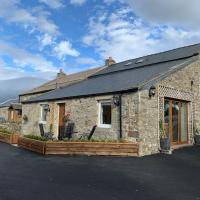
[[58, 103, 66, 140], [164, 98, 189, 145]]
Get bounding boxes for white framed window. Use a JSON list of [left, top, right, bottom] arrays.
[[98, 101, 112, 128], [40, 104, 49, 124]]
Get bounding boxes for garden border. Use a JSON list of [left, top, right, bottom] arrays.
[[18, 137, 139, 156], [0, 132, 20, 144]]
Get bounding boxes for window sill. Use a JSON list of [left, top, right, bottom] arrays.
[[98, 124, 112, 129], [40, 121, 47, 125]]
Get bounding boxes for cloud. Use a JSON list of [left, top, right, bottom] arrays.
[[83, 6, 200, 62], [76, 57, 101, 66], [124, 0, 200, 29], [0, 40, 57, 72], [39, 0, 64, 9], [70, 0, 86, 6], [0, 0, 59, 36], [37, 34, 55, 50], [54, 41, 80, 59], [0, 57, 56, 80]]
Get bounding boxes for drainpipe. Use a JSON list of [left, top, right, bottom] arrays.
[[119, 94, 122, 139]]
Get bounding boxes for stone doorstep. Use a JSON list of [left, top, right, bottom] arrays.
[[159, 149, 173, 155], [11, 144, 18, 147], [171, 143, 193, 150], [159, 143, 193, 155]]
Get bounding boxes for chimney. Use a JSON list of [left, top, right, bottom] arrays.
[[105, 57, 116, 67], [57, 69, 66, 79]]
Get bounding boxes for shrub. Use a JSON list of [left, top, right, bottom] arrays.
[[0, 128, 13, 135], [24, 135, 48, 141], [62, 138, 127, 143]]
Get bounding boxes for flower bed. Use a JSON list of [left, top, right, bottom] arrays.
[[0, 132, 19, 144], [18, 137, 139, 156]]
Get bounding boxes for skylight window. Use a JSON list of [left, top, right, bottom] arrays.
[[124, 62, 132, 66], [135, 59, 145, 64]]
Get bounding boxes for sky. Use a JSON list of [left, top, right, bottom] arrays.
[[0, 0, 200, 80]]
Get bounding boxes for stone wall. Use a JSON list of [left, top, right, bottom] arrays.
[[137, 59, 200, 156], [0, 121, 21, 134], [22, 94, 140, 141], [22, 103, 44, 135], [137, 90, 160, 156], [0, 107, 8, 120]]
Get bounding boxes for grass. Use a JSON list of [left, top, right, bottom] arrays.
[[24, 135, 48, 141]]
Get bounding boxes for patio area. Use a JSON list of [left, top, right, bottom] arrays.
[[0, 143, 200, 200]]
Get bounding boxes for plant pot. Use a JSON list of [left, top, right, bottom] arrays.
[[160, 137, 170, 150], [194, 135, 200, 145]]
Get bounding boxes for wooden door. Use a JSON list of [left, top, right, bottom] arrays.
[[164, 99, 188, 145], [58, 103, 65, 140]]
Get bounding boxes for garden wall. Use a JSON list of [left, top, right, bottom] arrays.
[[0, 122, 21, 134]]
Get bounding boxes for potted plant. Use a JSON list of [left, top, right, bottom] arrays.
[[23, 114, 28, 122], [63, 112, 70, 122], [160, 120, 170, 150], [194, 128, 200, 145]]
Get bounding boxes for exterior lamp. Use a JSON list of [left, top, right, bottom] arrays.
[[113, 95, 121, 106], [149, 85, 156, 98], [44, 104, 50, 112]]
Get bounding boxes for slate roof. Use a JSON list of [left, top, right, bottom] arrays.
[[20, 66, 104, 96], [24, 43, 200, 103], [0, 99, 19, 108]]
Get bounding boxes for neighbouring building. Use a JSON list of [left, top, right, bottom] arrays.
[[0, 99, 22, 122], [19, 66, 106, 102], [21, 44, 200, 156]]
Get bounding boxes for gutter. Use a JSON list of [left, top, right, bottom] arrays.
[[22, 88, 138, 104]]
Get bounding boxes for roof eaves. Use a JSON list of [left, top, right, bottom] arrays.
[[22, 87, 138, 104]]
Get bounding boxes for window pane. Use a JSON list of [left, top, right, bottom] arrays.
[[172, 101, 179, 142], [41, 105, 48, 122], [181, 102, 188, 142], [101, 104, 111, 125]]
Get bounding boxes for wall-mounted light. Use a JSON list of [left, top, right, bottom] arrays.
[[113, 95, 121, 106], [149, 85, 156, 98], [43, 104, 50, 112]]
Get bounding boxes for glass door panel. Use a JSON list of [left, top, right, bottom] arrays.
[[181, 102, 188, 142], [172, 101, 179, 143], [164, 99, 188, 145]]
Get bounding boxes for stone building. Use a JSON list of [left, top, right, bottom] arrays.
[[19, 67, 105, 102], [0, 99, 22, 122], [22, 44, 200, 156]]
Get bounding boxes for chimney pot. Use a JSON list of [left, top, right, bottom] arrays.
[[57, 69, 66, 78], [105, 57, 116, 66]]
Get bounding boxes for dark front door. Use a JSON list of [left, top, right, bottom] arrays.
[[164, 99, 188, 145], [58, 103, 65, 140]]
